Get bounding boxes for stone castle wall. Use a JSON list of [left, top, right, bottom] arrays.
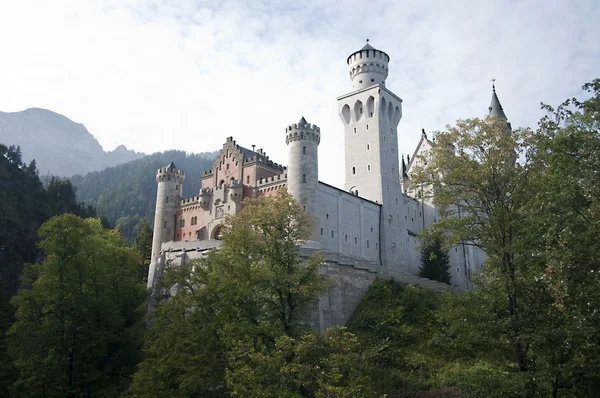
[[150, 241, 459, 331]]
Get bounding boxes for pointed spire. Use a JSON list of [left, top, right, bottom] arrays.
[[488, 82, 508, 121], [167, 161, 176, 171], [401, 156, 408, 179], [298, 116, 307, 126]]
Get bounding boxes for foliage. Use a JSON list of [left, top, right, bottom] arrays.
[[133, 219, 153, 283], [226, 327, 370, 398], [347, 279, 445, 396], [411, 80, 600, 396], [8, 215, 147, 397], [128, 191, 332, 397], [418, 230, 451, 284], [0, 143, 95, 302], [67, 150, 216, 242]]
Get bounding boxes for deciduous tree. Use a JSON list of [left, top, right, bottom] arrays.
[[9, 215, 147, 397]]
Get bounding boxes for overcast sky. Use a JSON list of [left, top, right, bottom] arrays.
[[1, 0, 598, 187]]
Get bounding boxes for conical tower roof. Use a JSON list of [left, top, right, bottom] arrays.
[[488, 84, 508, 121], [167, 161, 176, 171], [298, 116, 308, 126]]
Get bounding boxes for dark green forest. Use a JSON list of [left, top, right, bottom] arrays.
[[0, 80, 598, 397], [0, 144, 95, 300], [66, 150, 216, 241]]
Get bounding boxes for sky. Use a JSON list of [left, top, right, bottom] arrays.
[[1, 0, 599, 188]]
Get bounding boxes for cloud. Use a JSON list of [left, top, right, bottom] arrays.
[[0, 0, 598, 187]]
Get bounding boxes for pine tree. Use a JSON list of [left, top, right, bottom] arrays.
[[418, 232, 451, 284]]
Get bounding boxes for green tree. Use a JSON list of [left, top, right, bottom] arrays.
[[523, 79, 600, 396], [347, 279, 445, 396], [133, 219, 153, 283], [412, 81, 600, 396], [128, 191, 332, 397], [9, 214, 147, 397], [411, 116, 545, 393], [418, 231, 451, 284]]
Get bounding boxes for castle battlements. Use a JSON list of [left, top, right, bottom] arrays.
[[285, 119, 321, 145], [256, 172, 287, 187]]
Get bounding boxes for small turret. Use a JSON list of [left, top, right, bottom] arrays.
[[148, 162, 185, 288], [286, 117, 320, 241], [346, 41, 390, 90]]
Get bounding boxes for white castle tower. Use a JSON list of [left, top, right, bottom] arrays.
[[286, 117, 321, 242], [338, 42, 405, 270], [148, 162, 184, 288]]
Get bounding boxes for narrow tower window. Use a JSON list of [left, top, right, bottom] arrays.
[[366, 124, 369, 130], [367, 240, 370, 248], [366, 144, 370, 150], [367, 165, 371, 171], [352, 167, 356, 175], [354, 127, 357, 134], [166, 196, 169, 204], [331, 230, 335, 239], [320, 227, 323, 236], [302, 174, 307, 183], [355, 237, 358, 245], [303, 146, 306, 154]]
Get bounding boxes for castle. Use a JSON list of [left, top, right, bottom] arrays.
[[147, 43, 509, 321]]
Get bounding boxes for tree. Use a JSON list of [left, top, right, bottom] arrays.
[[418, 231, 451, 284], [128, 191, 332, 396], [412, 81, 600, 396], [9, 214, 147, 397], [524, 79, 600, 396], [412, 116, 546, 393], [133, 219, 153, 283]]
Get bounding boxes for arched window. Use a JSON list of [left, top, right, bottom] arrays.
[[352, 167, 356, 175]]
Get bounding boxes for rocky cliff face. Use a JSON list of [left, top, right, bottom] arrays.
[[0, 108, 144, 176]]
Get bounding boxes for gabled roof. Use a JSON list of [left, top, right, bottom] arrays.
[[406, 129, 434, 172]]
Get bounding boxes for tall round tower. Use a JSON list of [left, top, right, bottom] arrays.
[[148, 161, 184, 288], [347, 42, 390, 90], [285, 117, 320, 241]]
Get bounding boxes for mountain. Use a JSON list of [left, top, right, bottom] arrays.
[[69, 150, 217, 242], [0, 108, 144, 176]]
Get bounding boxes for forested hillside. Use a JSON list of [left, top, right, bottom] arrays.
[[0, 144, 95, 301], [68, 150, 216, 241]]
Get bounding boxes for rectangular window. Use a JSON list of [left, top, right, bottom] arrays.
[[246, 175, 250, 184], [331, 230, 335, 239], [366, 124, 369, 130], [302, 174, 307, 183], [166, 196, 169, 204], [303, 146, 306, 154]]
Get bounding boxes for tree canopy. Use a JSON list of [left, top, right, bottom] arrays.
[[8, 215, 147, 397]]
